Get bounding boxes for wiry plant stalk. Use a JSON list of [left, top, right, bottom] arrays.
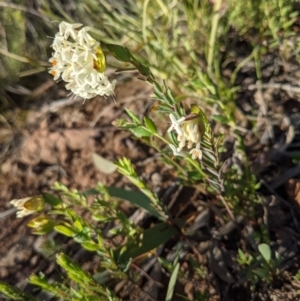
[[200, 123, 235, 220], [207, 0, 223, 75]]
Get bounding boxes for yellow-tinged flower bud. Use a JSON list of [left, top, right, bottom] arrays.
[[27, 215, 56, 234], [10, 196, 45, 218], [94, 47, 106, 73], [27, 214, 53, 228]]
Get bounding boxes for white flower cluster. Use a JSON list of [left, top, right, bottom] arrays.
[[168, 113, 203, 160], [49, 22, 116, 99]]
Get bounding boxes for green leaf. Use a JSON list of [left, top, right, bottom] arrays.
[[203, 74, 217, 94], [144, 116, 157, 133], [158, 257, 173, 271], [173, 243, 182, 266], [0, 280, 38, 301], [114, 220, 184, 264], [83, 188, 101, 197], [130, 127, 153, 138], [187, 170, 205, 181], [92, 214, 108, 222], [125, 108, 141, 124], [105, 44, 131, 62], [54, 225, 75, 237], [258, 243, 271, 263], [290, 11, 299, 18], [211, 114, 229, 124], [174, 94, 187, 104], [56, 253, 92, 284], [238, 249, 246, 262], [166, 86, 175, 105], [168, 131, 178, 147], [254, 267, 269, 279], [42, 193, 62, 206], [81, 242, 98, 252], [74, 220, 83, 232], [275, 251, 282, 263], [74, 231, 91, 243], [107, 187, 162, 219], [93, 270, 113, 285], [137, 63, 151, 77], [165, 262, 180, 301], [29, 274, 67, 295], [192, 79, 206, 89]]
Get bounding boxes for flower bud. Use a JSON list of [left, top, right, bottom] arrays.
[[10, 196, 45, 218], [27, 215, 56, 234]]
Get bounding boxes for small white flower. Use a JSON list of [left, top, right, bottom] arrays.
[[167, 114, 185, 135], [177, 134, 186, 150], [169, 144, 186, 157], [59, 21, 82, 39], [51, 35, 66, 52], [189, 143, 202, 160], [11, 197, 34, 217], [77, 26, 95, 45], [49, 22, 116, 99]]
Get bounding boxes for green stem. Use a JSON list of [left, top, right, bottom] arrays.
[[254, 48, 262, 81], [207, 0, 223, 75], [153, 134, 204, 178], [154, 133, 170, 146], [153, 134, 187, 175], [186, 156, 205, 178], [231, 46, 260, 85]]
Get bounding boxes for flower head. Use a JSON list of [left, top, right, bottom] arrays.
[[49, 22, 116, 99], [10, 196, 45, 218], [168, 113, 204, 160]]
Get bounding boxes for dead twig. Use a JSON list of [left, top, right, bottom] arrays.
[[130, 262, 164, 288], [248, 82, 300, 94]]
